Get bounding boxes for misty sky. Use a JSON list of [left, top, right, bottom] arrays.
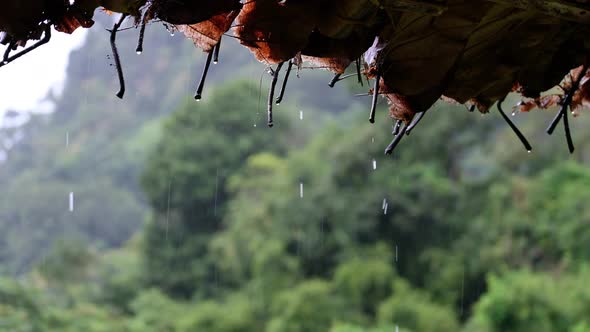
[[0, 28, 87, 115]]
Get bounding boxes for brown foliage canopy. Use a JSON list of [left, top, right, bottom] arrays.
[[1, 0, 589, 126]]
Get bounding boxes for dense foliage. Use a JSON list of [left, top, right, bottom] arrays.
[[3, 20, 590, 331]]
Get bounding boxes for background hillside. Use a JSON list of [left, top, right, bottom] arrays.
[[0, 18, 360, 275]]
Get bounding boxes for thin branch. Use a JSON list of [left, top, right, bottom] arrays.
[[116, 19, 163, 33], [546, 63, 588, 135], [354, 92, 389, 97], [2, 41, 15, 63], [110, 14, 128, 99], [497, 98, 532, 152], [385, 122, 408, 155], [276, 59, 293, 105], [194, 49, 214, 100], [213, 37, 222, 64], [369, 73, 381, 123], [329, 73, 358, 88], [268, 61, 285, 127], [405, 111, 427, 135], [562, 100, 575, 153], [328, 73, 341, 88], [392, 120, 402, 135], [546, 64, 587, 153], [356, 57, 363, 86], [546, 107, 563, 134], [0, 25, 51, 68], [135, 9, 148, 54]]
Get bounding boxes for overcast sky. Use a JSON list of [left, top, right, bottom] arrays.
[[0, 28, 87, 114]]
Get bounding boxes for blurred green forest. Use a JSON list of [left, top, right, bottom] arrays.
[[3, 16, 590, 332]]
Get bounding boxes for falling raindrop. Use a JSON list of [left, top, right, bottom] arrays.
[[299, 110, 303, 120], [320, 219, 324, 249], [164, 23, 176, 37], [395, 245, 398, 262], [253, 123, 257, 127], [68, 192, 74, 212], [382, 198, 387, 209], [383, 202, 388, 215], [460, 269, 465, 317], [65, 132, 69, 147], [299, 182, 304, 198], [371, 136, 375, 143], [296, 232, 301, 256], [395, 325, 399, 332], [372, 158, 377, 170], [214, 168, 219, 216], [165, 180, 172, 240]]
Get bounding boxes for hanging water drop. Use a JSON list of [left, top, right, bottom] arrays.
[[214, 168, 219, 216], [372, 158, 377, 170], [511, 110, 516, 116], [136, 50, 142, 55], [69, 192, 74, 212]]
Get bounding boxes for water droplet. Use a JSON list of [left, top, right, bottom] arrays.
[[165, 180, 172, 240], [299, 110, 303, 120], [65, 132, 69, 147], [511, 111, 516, 116], [372, 158, 377, 170], [527, 150, 532, 154], [213, 60, 218, 64], [136, 51, 142, 55], [170, 32, 175, 37], [69, 192, 74, 212], [253, 123, 257, 127], [395, 325, 399, 332], [276, 102, 280, 106], [382, 198, 387, 209], [299, 182, 304, 198], [383, 202, 388, 215], [371, 136, 375, 143]]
